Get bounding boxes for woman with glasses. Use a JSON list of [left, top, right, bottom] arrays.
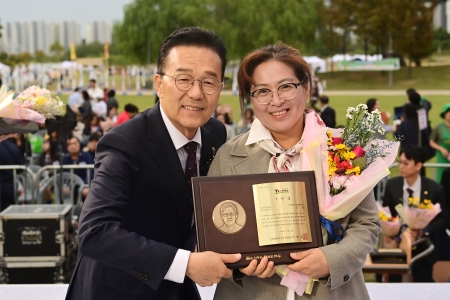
[[209, 42, 380, 300]]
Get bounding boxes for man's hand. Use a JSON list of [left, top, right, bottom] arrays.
[[239, 256, 277, 278], [0, 134, 18, 143], [407, 228, 423, 241], [186, 252, 241, 287], [288, 249, 330, 279]]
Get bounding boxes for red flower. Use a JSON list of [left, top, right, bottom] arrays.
[[333, 155, 340, 164], [352, 145, 366, 158], [336, 160, 352, 172], [332, 137, 344, 145]]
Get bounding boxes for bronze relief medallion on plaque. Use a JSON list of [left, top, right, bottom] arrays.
[[212, 200, 246, 234]]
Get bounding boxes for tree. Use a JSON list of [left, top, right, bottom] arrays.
[[389, 0, 439, 78], [113, 0, 319, 64], [50, 41, 64, 61], [34, 50, 46, 62], [0, 20, 3, 39]]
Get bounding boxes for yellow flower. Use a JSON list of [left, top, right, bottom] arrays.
[[413, 197, 420, 206], [335, 144, 347, 150], [423, 199, 431, 205], [345, 166, 361, 176], [341, 151, 356, 161], [327, 130, 332, 138]]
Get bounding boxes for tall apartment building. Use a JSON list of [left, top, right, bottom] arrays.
[[86, 21, 112, 44], [0, 20, 86, 55], [434, 0, 450, 32]]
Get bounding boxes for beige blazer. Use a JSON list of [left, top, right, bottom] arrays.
[[209, 132, 381, 300]]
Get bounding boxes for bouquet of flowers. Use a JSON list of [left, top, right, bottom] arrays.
[[0, 85, 63, 125], [279, 105, 399, 296], [376, 202, 401, 237], [395, 195, 441, 231]]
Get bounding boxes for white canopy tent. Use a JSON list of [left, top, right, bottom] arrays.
[[0, 62, 11, 74], [304, 56, 327, 73], [328, 54, 383, 62]]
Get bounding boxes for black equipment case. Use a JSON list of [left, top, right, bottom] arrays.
[[0, 204, 72, 283]]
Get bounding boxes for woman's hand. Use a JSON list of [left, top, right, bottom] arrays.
[[440, 148, 449, 159], [239, 256, 277, 278], [288, 249, 330, 279]]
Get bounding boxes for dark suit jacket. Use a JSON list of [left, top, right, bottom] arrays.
[[320, 106, 336, 128], [382, 176, 449, 265], [0, 140, 24, 211], [66, 104, 226, 300]]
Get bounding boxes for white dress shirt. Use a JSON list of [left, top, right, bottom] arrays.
[[403, 175, 421, 202], [87, 86, 104, 100], [92, 101, 107, 118], [160, 106, 202, 284]]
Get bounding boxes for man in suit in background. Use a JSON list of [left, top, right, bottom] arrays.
[[319, 95, 336, 128], [0, 138, 24, 211], [382, 145, 449, 282], [66, 27, 241, 300]]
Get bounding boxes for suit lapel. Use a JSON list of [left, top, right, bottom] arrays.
[[199, 124, 215, 176], [420, 176, 430, 203], [146, 104, 190, 233]]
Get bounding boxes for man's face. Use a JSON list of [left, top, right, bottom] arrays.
[[154, 46, 222, 139], [67, 138, 80, 155], [87, 140, 98, 152], [90, 81, 96, 88], [221, 207, 237, 226], [399, 153, 421, 178]]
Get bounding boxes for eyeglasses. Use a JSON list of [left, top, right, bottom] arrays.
[[161, 74, 222, 95], [249, 79, 306, 105]]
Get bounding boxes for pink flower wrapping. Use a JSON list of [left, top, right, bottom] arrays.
[[278, 111, 399, 296], [396, 201, 441, 230], [376, 202, 401, 237]]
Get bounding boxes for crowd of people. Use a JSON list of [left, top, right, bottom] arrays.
[[0, 27, 449, 299], [0, 80, 140, 210]]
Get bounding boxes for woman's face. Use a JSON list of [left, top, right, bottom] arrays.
[[43, 140, 50, 152], [250, 60, 307, 140], [90, 116, 98, 126], [445, 110, 450, 122], [374, 100, 380, 111]]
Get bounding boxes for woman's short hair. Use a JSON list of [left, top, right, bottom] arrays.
[[220, 202, 238, 214], [237, 42, 312, 113]]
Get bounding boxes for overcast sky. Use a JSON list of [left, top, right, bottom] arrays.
[[1, 0, 133, 24]]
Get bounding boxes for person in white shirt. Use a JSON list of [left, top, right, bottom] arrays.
[[382, 145, 449, 282], [65, 27, 239, 300], [87, 79, 104, 101], [92, 99, 107, 118], [67, 87, 83, 107]]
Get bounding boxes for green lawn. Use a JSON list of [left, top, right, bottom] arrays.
[[320, 65, 450, 90]]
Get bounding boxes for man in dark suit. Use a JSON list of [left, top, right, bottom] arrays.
[[66, 27, 241, 300], [382, 145, 449, 282], [319, 95, 336, 128], [0, 138, 24, 211]]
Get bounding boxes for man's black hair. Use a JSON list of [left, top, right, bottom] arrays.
[[157, 27, 227, 80], [406, 88, 416, 96], [408, 91, 421, 106], [107, 89, 116, 98], [319, 95, 329, 104], [90, 79, 96, 83], [400, 145, 426, 165], [124, 104, 139, 113]]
